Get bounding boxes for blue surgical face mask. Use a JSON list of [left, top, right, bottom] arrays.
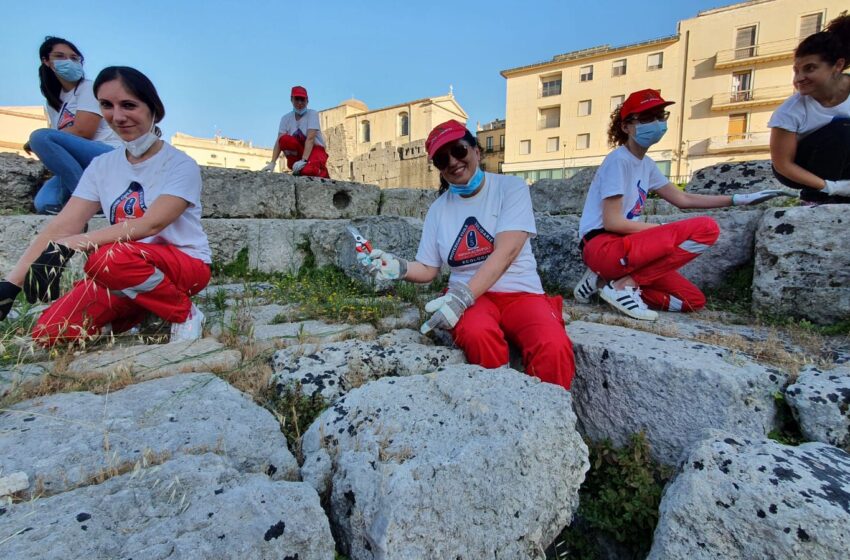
[[633, 120, 668, 148], [293, 107, 308, 116], [449, 167, 485, 196], [53, 59, 84, 82]]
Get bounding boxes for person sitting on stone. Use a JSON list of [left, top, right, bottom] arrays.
[[0, 66, 211, 346], [25, 36, 123, 214], [262, 85, 330, 178], [770, 12, 850, 204], [358, 119, 576, 390], [573, 89, 787, 321]]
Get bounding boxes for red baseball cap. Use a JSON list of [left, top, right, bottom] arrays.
[[619, 89, 674, 119], [426, 119, 469, 158], [291, 86, 308, 99]]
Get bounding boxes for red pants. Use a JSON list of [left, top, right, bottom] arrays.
[[278, 135, 330, 178], [33, 242, 210, 346], [452, 292, 576, 390], [582, 216, 719, 312]]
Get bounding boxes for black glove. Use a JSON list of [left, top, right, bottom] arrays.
[[0, 281, 22, 321], [24, 242, 76, 304]]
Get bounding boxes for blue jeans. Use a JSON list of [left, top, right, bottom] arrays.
[[29, 128, 115, 213]]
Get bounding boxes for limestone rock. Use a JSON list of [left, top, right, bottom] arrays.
[[0, 453, 334, 560], [295, 177, 380, 219], [569, 320, 787, 465], [686, 160, 785, 196], [0, 215, 48, 272], [200, 166, 296, 218], [0, 471, 28, 497], [271, 336, 466, 402], [252, 320, 377, 351], [0, 153, 44, 213], [786, 365, 850, 451], [302, 365, 588, 559], [0, 373, 298, 495], [753, 206, 850, 324], [649, 433, 850, 560], [379, 187, 438, 219], [0, 363, 50, 399], [532, 214, 583, 293], [530, 167, 598, 215]]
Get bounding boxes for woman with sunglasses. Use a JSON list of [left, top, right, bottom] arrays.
[[574, 89, 787, 321], [262, 85, 330, 178], [361, 119, 575, 390], [0, 66, 211, 346], [25, 37, 122, 214], [770, 13, 850, 203]]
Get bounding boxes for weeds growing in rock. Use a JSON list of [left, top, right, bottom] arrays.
[[259, 381, 327, 457], [768, 391, 806, 446]]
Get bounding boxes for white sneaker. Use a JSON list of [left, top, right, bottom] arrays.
[[170, 303, 205, 343], [599, 282, 658, 321], [573, 267, 599, 303]]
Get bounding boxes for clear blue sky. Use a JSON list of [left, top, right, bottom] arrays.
[[1, 0, 727, 148]]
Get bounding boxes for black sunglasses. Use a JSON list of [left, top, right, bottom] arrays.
[[292, 96, 307, 102], [432, 142, 470, 170], [627, 110, 670, 124]]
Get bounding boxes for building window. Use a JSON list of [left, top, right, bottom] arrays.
[[576, 133, 590, 150], [499, 134, 505, 149], [480, 163, 487, 171], [360, 120, 370, 143], [735, 25, 757, 59], [610, 94, 625, 112], [541, 76, 562, 97], [546, 137, 559, 153], [239, 157, 246, 162], [612, 59, 627, 77], [540, 106, 560, 129], [731, 70, 753, 101], [519, 140, 531, 155], [210, 154, 217, 158], [727, 113, 748, 142], [647, 52, 663, 70], [579, 65, 593, 82], [578, 99, 592, 117], [800, 13, 823, 39], [486, 136, 493, 151], [398, 112, 409, 136]]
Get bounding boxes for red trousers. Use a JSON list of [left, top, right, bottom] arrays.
[[452, 292, 576, 390], [33, 242, 210, 346], [278, 135, 330, 178], [582, 216, 719, 312]]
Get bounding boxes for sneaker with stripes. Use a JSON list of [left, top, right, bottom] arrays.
[[599, 281, 658, 321], [573, 267, 599, 303]]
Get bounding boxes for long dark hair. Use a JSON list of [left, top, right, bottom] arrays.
[[437, 130, 484, 195], [38, 36, 84, 111], [796, 11, 850, 70], [94, 66, 166, 137], [607, 105, 630, 147]]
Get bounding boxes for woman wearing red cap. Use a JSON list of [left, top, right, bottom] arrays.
[[263, 85, 330, 178], [360, 119, 576, 390], [573, 89, 787, 320]]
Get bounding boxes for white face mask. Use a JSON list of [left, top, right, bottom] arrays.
[[124, 120, 159, 158]]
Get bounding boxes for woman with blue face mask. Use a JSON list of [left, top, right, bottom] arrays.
[[262, 85, 330, 178], [25, 37, 122, 214], [357, 119, 577, 391], [574, 89, 788, 321]]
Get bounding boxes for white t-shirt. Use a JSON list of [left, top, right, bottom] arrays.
[[768, 90, 850, 139], [416, 172, 543, 294], [278, 109, 325, 147], [46, 79, 122, 148], [73, 142, 212, 263], [578, 146, 669, 238]]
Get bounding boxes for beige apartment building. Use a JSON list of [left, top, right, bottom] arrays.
[[171, 132, 275, 171], [476, 119, 506, 173], [501, 0, 844, 183], [0, 106, 48, 157]]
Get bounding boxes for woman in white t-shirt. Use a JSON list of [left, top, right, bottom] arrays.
[[769, 13, 850, 204], [574, 90, 786, 321], [262, 85, 330, 178], [26, 37, 122, 214], [360, 120, 575, 390], [0, 66, 211, 346]]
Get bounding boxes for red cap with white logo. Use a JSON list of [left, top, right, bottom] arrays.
[[291, 86, 308, 99], [426, 119, 469, 158], [619, 89, 674, 119]]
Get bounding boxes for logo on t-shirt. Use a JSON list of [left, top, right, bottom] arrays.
[[109, 181, 148, 224], [57, 106, 75, 130], [626, 180, 648, 220], [448, 216, 494, 267], [291, 128, 307, 144]]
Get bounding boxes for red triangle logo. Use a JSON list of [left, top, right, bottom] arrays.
[[448, 217, 494, 267]]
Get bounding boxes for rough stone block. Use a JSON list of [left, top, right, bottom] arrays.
[[379, 187, 438, 219], [529, 167, 598, 215], [786, 364, 850, 451], [295, 177, 380, 219], [0, 153, 44, 213], [200, 166, 296, 218]]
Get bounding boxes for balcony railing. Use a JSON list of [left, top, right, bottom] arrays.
[[538, 118, 561, 130], [538, 87, 562, 98], [715, 37, 797, 68], [710, 85, 793, 110], [706, 131, 770, 154]]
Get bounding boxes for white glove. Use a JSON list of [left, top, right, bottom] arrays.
[[824, 180, 850, 197], [261, 162, 275, 172], [292, 160, 307, 175], [366, 249, 407, 281], [731, 189, 794, 206], [420, 283, 475, 334]]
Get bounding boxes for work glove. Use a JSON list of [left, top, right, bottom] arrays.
[[292, 160, 307, 175], [24, 241, 76, 304], [420, 283, 475, 334], [731, 189, 793, 206], [261, 162, 275, 172], [0, 281, 22, 321], [824, 180, 850, 197], [366, 249, 407, 281]]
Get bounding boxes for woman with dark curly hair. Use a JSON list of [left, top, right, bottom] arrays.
[[770, 12, 850, 203]]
